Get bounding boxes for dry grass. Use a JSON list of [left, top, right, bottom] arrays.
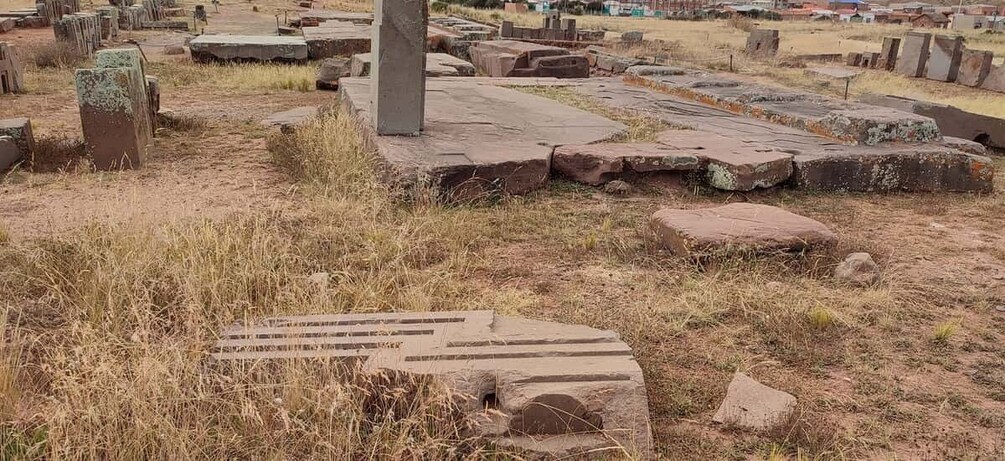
[[148, 61, 318, 92], [22, 42, 85, 69]]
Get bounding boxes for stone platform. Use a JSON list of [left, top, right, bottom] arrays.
[[189, 35, 308, 63], [350, 52, 475, 77], [303, 22, 371, 59], [584, 75, 992, 192], [338, 77, 625, 200], [296, 10, 372, 27], [212, 310, 652, 458]]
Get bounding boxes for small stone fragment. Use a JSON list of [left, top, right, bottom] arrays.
[[603, 180, 632, 194], [307, 271, 330, 290], [713, 372, 797, 431], [834, 252, 880, 286], [164, 45, 186, 55], [316, 57, 349, 90]]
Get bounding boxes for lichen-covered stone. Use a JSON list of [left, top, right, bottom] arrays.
[[819, 108, 941, 146]]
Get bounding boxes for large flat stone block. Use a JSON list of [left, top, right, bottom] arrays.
[[552, 143, 700, 185], [303, 22, 370, 59], [791, 147, 993, 192], [957, 49, 993, 87], [188, 35, 308, 63], [862, 93, 1005, 150], [651, 203, 837, 255], [350, 52, 474, 77], [340, 77, 625, 200], [469, 40, 586, 78], [212, 310, 653, 458], [656, 130, 793, 191], [926, 35, 963, 82], [895, 32, 931, 78], [370, 0, 427, 135], [75, 67, 148, 170]]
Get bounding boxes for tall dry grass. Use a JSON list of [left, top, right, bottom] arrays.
[[0, 108, 507, 459]]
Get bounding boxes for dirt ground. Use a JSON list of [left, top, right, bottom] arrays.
[[1, 4, 1005, 460]]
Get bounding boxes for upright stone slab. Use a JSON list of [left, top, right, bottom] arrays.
[[75, 67, 148, 169], [0, 42, 24, 94], [957, 49, 993, 87], [877, 37, 900, 70], [926, 35, 963, 82], [896, 32, 931, 78], [745, 29, 779, 57], [94, 48, 153, 146], [846, 52, 862, 67], [981, 65, 1005, 93], [370, 0, 427, 135]]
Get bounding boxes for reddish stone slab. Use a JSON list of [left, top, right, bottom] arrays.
[[657, 130, 793, 191], [469, 40, 587, 78], [957, 49, 993, 87], [651, 203, 837, 255], [552, 143, 700, 185]]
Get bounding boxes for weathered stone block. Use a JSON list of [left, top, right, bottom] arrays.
[[212, 310, 653, 458], [0, 117, 34, 167], [819, 107, 941, 145], [651, 203, 837, 255], [621, 30, 643, 42], [846, 51, 862, 67], [877, 37, 900, 70], [713, 373, 797, 430], [895, 31, 930, 78], [75, 67, 148, 169], [0, 42, 25, 94], [0, 136, 19, 171], [656, 130, 793, 191], [552, 143, 700, 185], [791, 148, 993, 192], [370, 0, 427, 135], [926, 35, 963, 82], [981, 64, 1005, 93], [957, 49, 994, 87], [469, 40, 584, 78], [189, 35, 308, 63], [745, 29, 779, 57], [861, 93, 1005, 149]]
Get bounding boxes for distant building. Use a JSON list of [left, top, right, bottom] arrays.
[[888, 1, 933, 13], [952, 13, 986, 29], [828, 0, 868, 11]]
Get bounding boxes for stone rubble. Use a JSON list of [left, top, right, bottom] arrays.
[[713, 372, 797, 431]]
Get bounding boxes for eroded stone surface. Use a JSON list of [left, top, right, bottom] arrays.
[[651, 203, 837, 255], [713, 372, 797, 431], [0, 42, 24, 94], [350, 52, 475, 77], [926, 35, 963, 82], [0, 136, 19, 171], [552, 143, 700, 185], [957, 49, 993, 87], [896, 32, 930, 78], [745, 29, 779, 57], [303, 22, 370, 59], [339, 77, 625, 200], [656, 130, 793, 191], [0, 117, 33, 168], [861, 93, 1005, 150], [212, 310, 653, 458], [189, 35, 308, 63], [469, 40, 587, 78], [981, 64, 1005, 93]]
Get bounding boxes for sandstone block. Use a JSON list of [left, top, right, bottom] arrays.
[[819, 107, 940, 145], [75, 67, 148, 170], [656, 130, 793, 191], [189, 35, 308, 63], [552, 143, 700, 185], [926, 35, 963, 82], [370, 0, 427, 135], [957, 49, 993, 87], [895, 32, 930, 78], [651, 203, 836, 255], [0, 117, 34, 167], [212, 310, 653, 458], [980, 64, 1005, 93]]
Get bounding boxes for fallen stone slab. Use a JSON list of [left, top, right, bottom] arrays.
[[791, 147, 993, 192], [656, 130, 793, 191], [350, 52, 475, 77], [651, 203, 837, 255], [339, 77, 625, 200], [297, 10, 372, 27], [303, 22, 370, 59], [629, 72, 941, 146], [713, 372, 796, 431], [189, 35, 308, 63], [212, 310, 653, 458], [0, 136, 20, 171], [552, 143, 700, 185], [262, 106, 318, 133], [860, 94, 1005, 150]]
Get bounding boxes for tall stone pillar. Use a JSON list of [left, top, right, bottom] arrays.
[[370, 0, 427, 135]]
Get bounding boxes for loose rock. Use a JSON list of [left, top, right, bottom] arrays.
[[163, 45, 185, 55], [834, 252, 880, 286], [603, 179, 632, 194], [713, 372, 797, 431]]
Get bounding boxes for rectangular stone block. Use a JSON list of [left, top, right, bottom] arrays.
[[957, 49, 993, 87], [75, 67, 148, 169], [0, 42, 24, 94], [877, 37, 900, 70], [846, 51, 862, 67], [189, 35, 308, 63], [895, 31, 930, 78], [370, 0, 427, 135], [926, 35, 963, 82], [745, 29, 779, 57], [982, 65, 1005, 93], [861, 52, 880, 68], [95, 48, 152, 144], [0, 117, 34, 169], [303, 23, 370, 59]]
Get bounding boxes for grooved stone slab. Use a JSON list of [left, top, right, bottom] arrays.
[[552, 143, 700, 185], [213, 310, 653, 458], [896, 32, 931, 78], [189, 35, 307, 63], [861, 93, 1005, 150], [713, 372, 797, 431], [651, 203, 837, 255], [339, 77, 625, 200]]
